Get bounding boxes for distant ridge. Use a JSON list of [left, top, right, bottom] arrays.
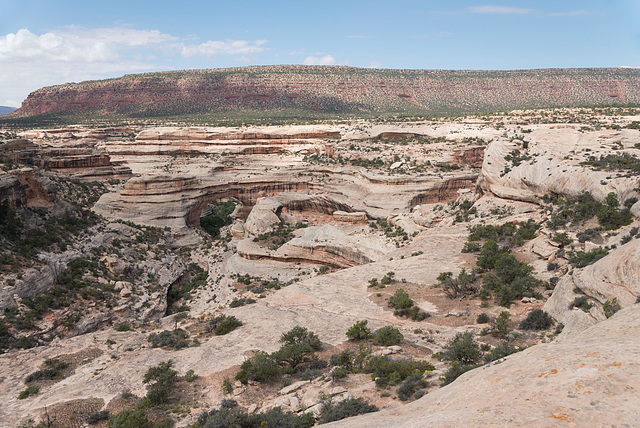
[[0, 106, 16, 116], [7, 66, 640, 122]]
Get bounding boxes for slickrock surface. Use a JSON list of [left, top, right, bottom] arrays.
[[327, 304, 640, 427]]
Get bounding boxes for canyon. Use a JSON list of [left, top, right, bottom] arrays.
[[0, 106, 639, 427]]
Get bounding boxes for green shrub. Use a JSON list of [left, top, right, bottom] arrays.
[[222, 377, 233, 395], [476, 313, 490, 324], [18, 385, 39, 399], [143, 360, 177, 405], [364, 356, 433, 387], [372, 326, 403, 346], [568, 248, 609, 268], [229, 297, 256, 308], [192, 406, 314, 428], [319, 397, 378, 424], [603, 298, 622, 318], [88, 410, 110, 424], [114, 323, 132, 332], [107, 406, 158, 428], [25, 358, 70, 383], [519, 309, 554, 330], [441, 332, 482, 365], [396, 373, 428, 401], [484, 342, 519, 363], [441, 363, 476, 386], [570, 296, 593, 311], [236, 351, 281, 384], [208, 315, 242, 336], [280, 326, 321, 350], [388, 289, 414, 315], [147, 329, 189, 350], [185, 369, 197, 382], [346, 320, 372, 341], [491, 311, 511, 338], [551, 232, 573, 247]]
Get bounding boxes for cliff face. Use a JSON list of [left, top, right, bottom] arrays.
[[10, 66, 640, 120]]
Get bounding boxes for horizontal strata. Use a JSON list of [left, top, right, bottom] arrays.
[[9, 66, 640, 120]]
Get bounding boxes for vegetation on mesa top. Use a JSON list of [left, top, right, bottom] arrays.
[[4, 66, 640, 125]]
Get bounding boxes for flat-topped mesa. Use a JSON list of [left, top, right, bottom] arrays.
[[9, 66, 640, 120]]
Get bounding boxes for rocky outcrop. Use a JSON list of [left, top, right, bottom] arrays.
[[10, 66, 640, 120], [0, 173, 27, 207], [244, 197, 282, 236], [544, 237, 640, 337], [328, 305, 640, 427], [479, 131, 640, 206]]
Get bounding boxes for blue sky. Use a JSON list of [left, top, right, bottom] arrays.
[[1, 0, 638, 106]]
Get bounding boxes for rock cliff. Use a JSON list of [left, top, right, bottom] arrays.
[[8, 66, 640, 120]]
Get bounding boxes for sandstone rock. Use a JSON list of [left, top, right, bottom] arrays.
[[545, 238, 640, 337], [327, 305, 640, 427], [245, 197, 282, 236], [279, 380, 310, 395], [332, 211, 367, 223]]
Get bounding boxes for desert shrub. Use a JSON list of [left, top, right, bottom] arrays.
[[441, 363, 476, 386], [491, 311, 511, 338], [441, 332, 482, 365], [568, 248, 608, 268], [547, 262, 558, 271], [519, 309, 554, 330], [236, 351, 281, 384], [87, 410, 109, 424], [107, 406, 162, 428], [221, 398, 238, 408], [229, 297, 256, 308], [551, 232, 573, 247], [18, 385, 40, 399], [364, 356, 433, 387], [330, 349, 356, 371], [274, 326, 322, 370], [192, 406, 314, 428], [143, 360, 178, 405], [372, 326, 403, 346], [596, 193, 633, 230], [388, 289, 414, 315], [570, 296, 593, 311], [25, 358, 70, 383], [147, 329, 189, 350], [437, 269, 478, 299], [396, 373, 428, 401], [222, 378, 233, 395], [184, 369, 197, 382], [603, 298, 622, 318], [319, 397, 378, 424], [484, 342, 519, 363], [577, 228, 601, 243], [329, 367, 348, 381], [280, 326, 321, 350], [114, 323, 132, 332], [346, 320, 372, 341], [476, 313, 490, 324], [208, 315, 242, 336]]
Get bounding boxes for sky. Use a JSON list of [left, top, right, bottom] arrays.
[[1, 0, 639, 107]]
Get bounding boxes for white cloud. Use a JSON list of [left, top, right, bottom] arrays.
[[368, 61, 382, 68], [468, 6, 534, 14], [0, 27, 269, 105], [181, 39, 267, 58], [0, 27, 175, 63], [302, 55, 336, 65]]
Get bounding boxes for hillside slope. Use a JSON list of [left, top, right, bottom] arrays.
[[9, 66, 640, 122]]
